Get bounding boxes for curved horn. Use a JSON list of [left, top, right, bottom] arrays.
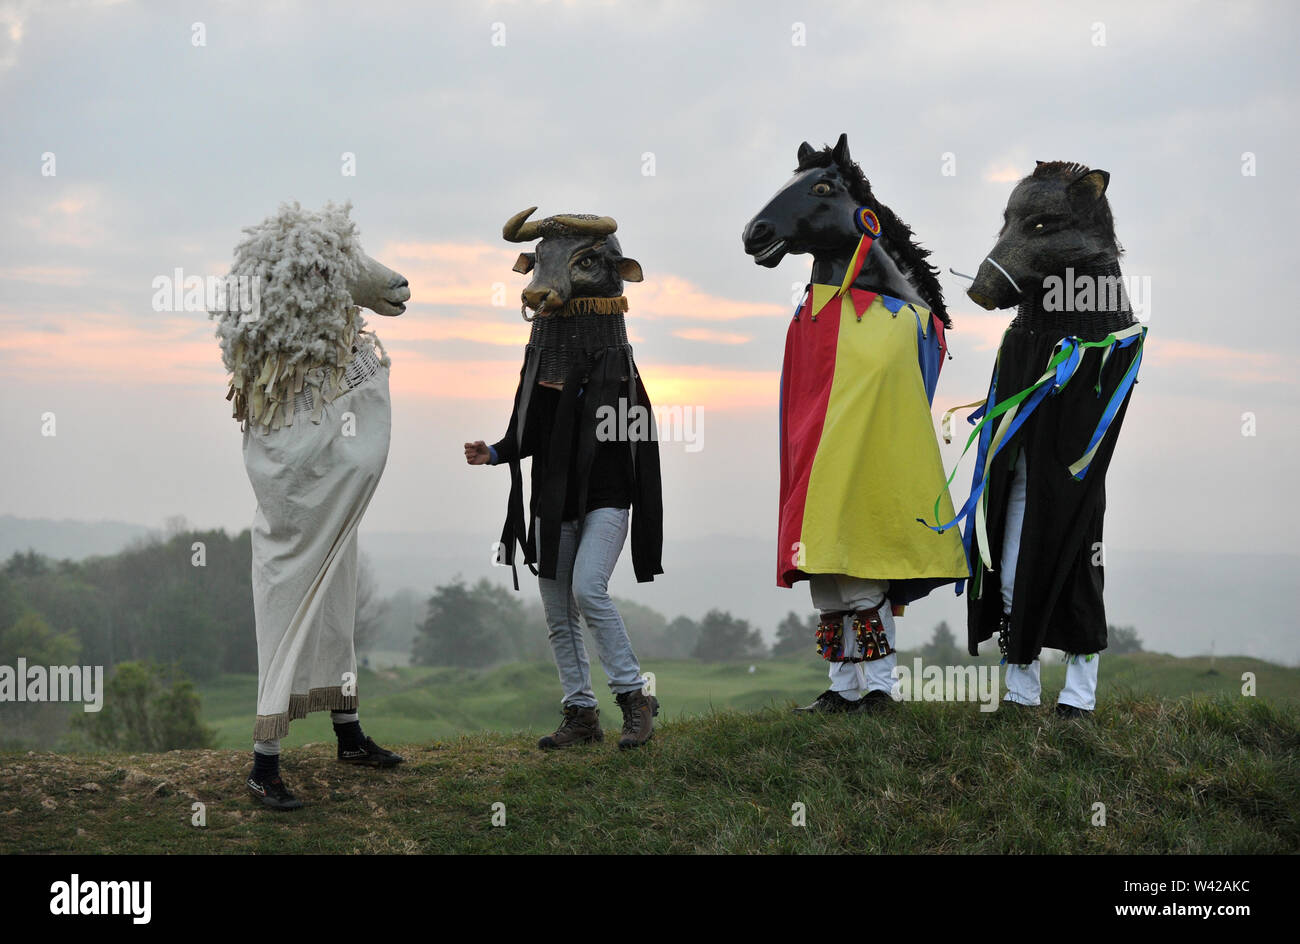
[[502, 206, 541, 242], [548, 215, 617, 236]]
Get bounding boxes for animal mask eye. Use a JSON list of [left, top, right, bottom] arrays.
[[577, 257, 595, 269], [812, 182, 833, 196]]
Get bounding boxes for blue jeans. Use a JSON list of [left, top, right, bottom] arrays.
[[537, 507, 645, 707]]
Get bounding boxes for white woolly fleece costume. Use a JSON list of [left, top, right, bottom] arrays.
[[211, 202, 408, 743]]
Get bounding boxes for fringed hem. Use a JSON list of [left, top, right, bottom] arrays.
[[558, 295, 629, 316], [227, 307, 389, 431], [253, 686, 359, 741]]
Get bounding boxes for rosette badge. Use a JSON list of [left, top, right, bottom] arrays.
[[854, 205, 882, 239]]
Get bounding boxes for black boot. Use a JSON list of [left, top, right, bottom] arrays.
[[338, 734, 405, 767], [852, 689, 895, 713], [334, 715, 404, 767], [793, 689, 859, 714], [1054, 703, 1093, 720], [246, 768, 303, 811], [247, 749, 302, 810]]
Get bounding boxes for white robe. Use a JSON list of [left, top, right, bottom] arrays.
[[243, 348, 390, 740]]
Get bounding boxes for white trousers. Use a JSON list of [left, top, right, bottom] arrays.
[[1000, 450, 1099, 710], [809, 574, 896, 697], [1003, 657, 1099, 709]]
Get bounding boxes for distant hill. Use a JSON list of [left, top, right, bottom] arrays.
[[355, 530, 1300, 666], [0, 515, 155, 561]]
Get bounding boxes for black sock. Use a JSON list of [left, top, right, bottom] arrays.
[[252, 750, 279, 782], [333, 720, 363, 750]]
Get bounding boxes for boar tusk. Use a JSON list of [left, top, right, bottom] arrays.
[[985, 257, 1022, 295]]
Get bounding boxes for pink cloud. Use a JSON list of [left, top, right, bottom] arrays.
[[636, 363, 777, 410], [381, 316, 531, 348], [984, 163, 1025, 184], [385, 349, 778, 411], [947, 308, 1012, 352], [672, 327, 752, 345], [939, 315, 1298, 388], [379, 240, 786, 324], [636, 276, 787, 322], [380, 241, 517, 309], [18, 188, 108, 248], [0, 265, 91, 286], [0, 311, 218, 385], [385, 351, 522, 400], [1147, 336, 1298, 386]]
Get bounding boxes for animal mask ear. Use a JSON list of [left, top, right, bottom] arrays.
[[797, 141, 816, 162], [832, 133, 851, 167], [617, 257, 644, 283], [512, 252, 535, 274], [1069, 169, 1110, 201]]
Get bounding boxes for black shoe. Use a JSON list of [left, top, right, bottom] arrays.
[[793, 689, 859, 714], [853, 689, 895, 712], [1055, 703, 1093, 719], [998, 698, 1037, 712], [338, 735, 405, 767], [247, 773, 304, 811]]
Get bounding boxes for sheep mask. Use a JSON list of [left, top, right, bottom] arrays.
[[211, 201, 410, 429]]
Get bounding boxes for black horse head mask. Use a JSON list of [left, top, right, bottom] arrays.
[[743, 133, 949, 327]]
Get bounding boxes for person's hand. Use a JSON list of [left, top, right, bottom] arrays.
[[464, 440, 491, 465]]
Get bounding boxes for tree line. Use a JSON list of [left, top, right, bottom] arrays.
[[0, 529, 1143, 679], [0, 529, 1142, 748], [405, 577, 771, 668]]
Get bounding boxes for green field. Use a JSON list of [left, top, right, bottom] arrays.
[[197, 651, 1300, 749]]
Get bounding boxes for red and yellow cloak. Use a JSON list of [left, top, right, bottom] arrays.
[[777, 286, 968, 603]]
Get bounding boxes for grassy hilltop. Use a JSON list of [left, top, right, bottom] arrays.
[[1, 653, 1297, 854]]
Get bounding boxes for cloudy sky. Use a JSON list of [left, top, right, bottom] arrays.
[[1, 0, 1296, 582]]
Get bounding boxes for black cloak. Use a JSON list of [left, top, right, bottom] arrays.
[[492, 342, 663, 587], [966, 281, 1141, 662]]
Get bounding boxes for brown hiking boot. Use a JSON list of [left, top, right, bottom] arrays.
[[538, 704, 603, 750], [615, 689, 659, 749]]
